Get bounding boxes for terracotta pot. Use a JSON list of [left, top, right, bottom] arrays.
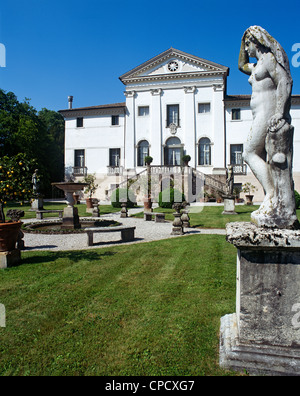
[[143, 196, 152, 212], [0, 221, 22, 252], [245, 194, 254, 205], [86, 198, 93, 209]]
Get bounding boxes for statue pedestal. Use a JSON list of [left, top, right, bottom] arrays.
[[222, 196, 237, 215], [220, 222, 300, 375], [0, 249, 21, 269], [30, 198, 44, 211]]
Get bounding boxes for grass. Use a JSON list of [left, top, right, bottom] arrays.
[[0, 235, 239, 376], [3, 202, 121, 220], [133, 205, 300, 229], [132, 204, 260, 228]]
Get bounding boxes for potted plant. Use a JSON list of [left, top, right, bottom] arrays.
[[182, 154, 191, 166], [83, 173, 99, 209], [242, 182, 257, 205], [233, 186, 242, 203], [144, 156, 153, 166], [0, 154, 35, 252]]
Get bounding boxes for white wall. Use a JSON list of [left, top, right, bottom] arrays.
[[65, 114, 125, 174]]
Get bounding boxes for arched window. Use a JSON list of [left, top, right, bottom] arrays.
[[137, 140, 149, 166], [165, 137, 183, 166], [198, 137, 211, 165]]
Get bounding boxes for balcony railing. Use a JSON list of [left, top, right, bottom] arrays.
[[72, 166, 88, 176], [231, 164, 247, 175], [107, 166, 123, 175]]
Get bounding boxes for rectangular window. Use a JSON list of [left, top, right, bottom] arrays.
[[231, 109, 241, 120], [74, 149, 85, 167], [76, 117, 83, 128], [198, 103, 211, 113], [112, 115, 119, 126], [138, 106, 149, 116], [109, 148, 120, 167], [230, 144, 243, 165], [167, 104, 179, 126]]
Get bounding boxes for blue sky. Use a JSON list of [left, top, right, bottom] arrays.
[[1, 0, 300, 111]]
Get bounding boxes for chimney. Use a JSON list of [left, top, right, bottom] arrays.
[[68, 96, 73, 109]]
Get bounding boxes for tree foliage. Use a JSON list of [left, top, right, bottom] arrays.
[[0, 89, 64, 196], [0, 153, 37, 222]]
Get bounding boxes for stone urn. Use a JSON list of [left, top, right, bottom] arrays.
[[86, 197, 93, 209]]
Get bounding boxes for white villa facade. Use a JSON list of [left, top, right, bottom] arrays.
[[59, 48, 300, 202]]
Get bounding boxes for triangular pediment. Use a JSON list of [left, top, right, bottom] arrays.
[[119, 48, 229, 84]]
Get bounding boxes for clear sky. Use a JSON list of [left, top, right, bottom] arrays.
[[1, 0, 300, 111]]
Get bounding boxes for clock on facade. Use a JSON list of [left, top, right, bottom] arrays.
[[168, 61, 179, 72]]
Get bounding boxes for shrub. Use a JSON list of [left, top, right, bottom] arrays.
[[111, 188, 137, 208], [295, 190, 300, 209], [158, 188, 185, 209]]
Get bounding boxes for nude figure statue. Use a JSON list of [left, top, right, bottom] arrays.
[[239, 26, 299, 229]]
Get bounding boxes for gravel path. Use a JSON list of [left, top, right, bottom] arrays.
[[22, 209, 226, 252]]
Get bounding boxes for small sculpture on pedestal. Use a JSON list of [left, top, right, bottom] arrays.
[[31, 169, 44, 211]]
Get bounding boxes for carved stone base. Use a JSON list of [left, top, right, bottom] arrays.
[[0, 249, 21, 269], [221, 222, 300, 375], [220, 314, 300, 376]]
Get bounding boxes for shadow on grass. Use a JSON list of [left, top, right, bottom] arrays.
[[234, 208, 255, 215], [19, 250, 118, 266]]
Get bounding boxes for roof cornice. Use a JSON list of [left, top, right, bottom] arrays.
[[119, 48, 229, 85]]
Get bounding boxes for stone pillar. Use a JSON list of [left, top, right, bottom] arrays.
[[220, 222, 300, 375], [222, 196, 237, 215], [30, 198, 44, 211], [0, 249, 21, 269], [62, 207, 80, 229], [181, 209, 190, 228], [120, 202, 128, 218], [171, 204, 184, 235]]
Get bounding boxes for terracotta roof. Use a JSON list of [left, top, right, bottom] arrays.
[[59, 102, 126, 113], [224, 95, 251, 101]]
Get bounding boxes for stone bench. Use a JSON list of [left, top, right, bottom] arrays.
[[36, 210, 63, 220], [144, 212, 166, 223], [85, 226, 136, 246]]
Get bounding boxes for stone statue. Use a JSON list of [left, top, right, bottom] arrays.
[[239, 26, 299, 229], [32, 169, 41, 196], [226, 165, 234, 196]]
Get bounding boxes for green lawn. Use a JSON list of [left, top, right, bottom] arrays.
[[4, 202, 121, 220], [133, 205, 300, 229], [0, 235, 239, 376], [132, 205, 260, 228]]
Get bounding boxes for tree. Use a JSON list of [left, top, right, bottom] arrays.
[[0, 89, 65, 196], [0, 153, 36, 222]]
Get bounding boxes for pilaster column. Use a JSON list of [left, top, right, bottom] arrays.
[[124, 90, 136, 169], [184, 86, 196, 168], [150, 89, 162, 165], [212, 84, 225, 171]]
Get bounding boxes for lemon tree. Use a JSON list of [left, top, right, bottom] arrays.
[[0, 153, 37, 222]]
